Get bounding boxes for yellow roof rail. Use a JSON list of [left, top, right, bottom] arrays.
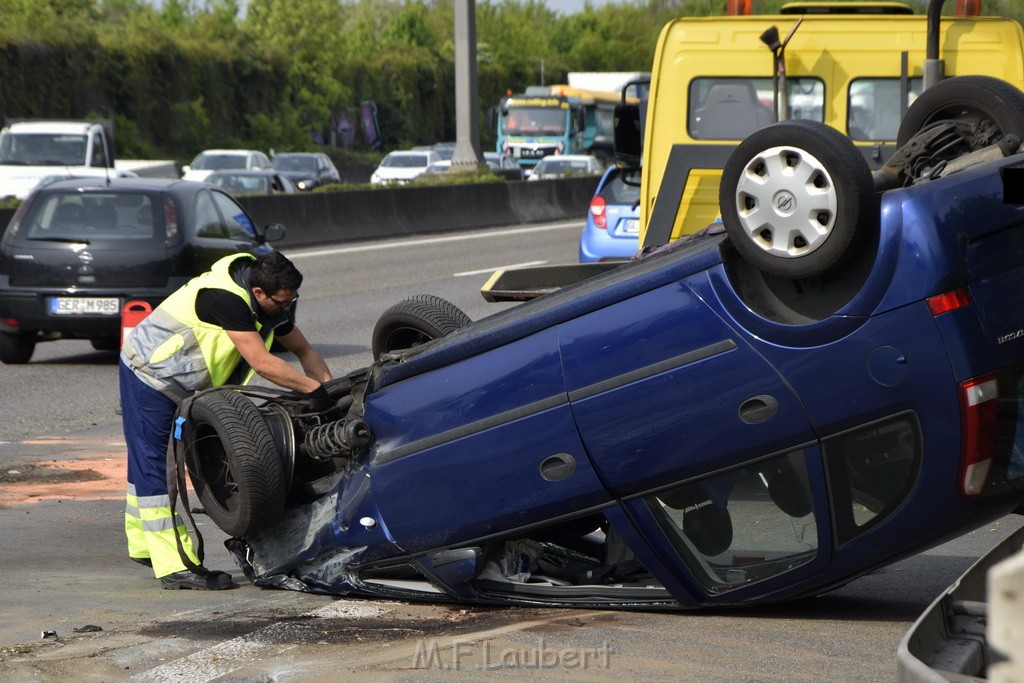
[[780, 1, 914, 14]]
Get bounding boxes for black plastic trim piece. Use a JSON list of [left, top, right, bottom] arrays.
[[567, 339, 737, 403], [373, 393, 567, 465]]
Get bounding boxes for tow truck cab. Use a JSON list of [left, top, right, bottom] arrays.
[[631, 0, 1024, 247]]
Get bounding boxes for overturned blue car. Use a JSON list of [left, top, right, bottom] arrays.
[[180, 76, 1024, 609]]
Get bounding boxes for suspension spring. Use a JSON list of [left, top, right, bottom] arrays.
[[303, 418, 372, 461]]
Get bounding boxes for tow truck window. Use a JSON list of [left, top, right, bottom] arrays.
[[688, 77, 823, 140], [848, 78, 922, 141]]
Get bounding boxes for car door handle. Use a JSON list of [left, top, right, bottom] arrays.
[[739, 395, 778, 424], [540, 453, 576, 481]]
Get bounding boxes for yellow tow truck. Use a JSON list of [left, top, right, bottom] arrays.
[[482, 0, 1024, 300]]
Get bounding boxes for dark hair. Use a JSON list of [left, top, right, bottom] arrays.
[[250, 250, 303, 293]]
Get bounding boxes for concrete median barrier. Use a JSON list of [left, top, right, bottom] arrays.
[[238, 176, 599, 248], [0, 177, 600, 245]]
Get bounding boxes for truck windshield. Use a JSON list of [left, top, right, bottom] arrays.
[[0, 133, 87, 166], [502, 107, 567, 136]]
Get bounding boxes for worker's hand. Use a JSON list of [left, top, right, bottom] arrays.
[[307, 384, 334, 413]]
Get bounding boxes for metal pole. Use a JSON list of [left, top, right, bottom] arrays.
[[451, 0, 483, 170]]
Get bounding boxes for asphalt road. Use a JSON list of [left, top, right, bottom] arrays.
[[1, 219, 1021, 681]]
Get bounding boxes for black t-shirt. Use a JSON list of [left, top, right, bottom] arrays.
[[193, 260, 295, 337]]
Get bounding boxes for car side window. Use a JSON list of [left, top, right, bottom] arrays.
[[211, 190, 257, 240], [647, 449, 819, 594], [194, 190, 227, 238]]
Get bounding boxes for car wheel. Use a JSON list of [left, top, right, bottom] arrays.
[[719, 119, 877, 279], [0, 332, 36, 364], [371, 294, 472, 358], [896, 75, 1024, 151], [90, 337, 120, 352], [185, 389, 286, 537]]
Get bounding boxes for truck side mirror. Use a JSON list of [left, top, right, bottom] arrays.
[[613, 103, 642, 171]]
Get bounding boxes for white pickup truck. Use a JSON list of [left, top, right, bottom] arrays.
[[0, 120, 158, 200]]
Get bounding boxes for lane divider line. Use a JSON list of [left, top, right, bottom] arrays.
[[287, 221, 581, 260]]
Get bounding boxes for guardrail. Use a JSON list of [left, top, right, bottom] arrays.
[[0, 176, 600, 246]]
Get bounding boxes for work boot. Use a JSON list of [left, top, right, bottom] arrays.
[[160, 569, 234, 590], [130, 557, 152, 568]]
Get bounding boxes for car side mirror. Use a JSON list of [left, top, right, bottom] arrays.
[[261, 223, 286, 243], [613, 103, 642, 171]]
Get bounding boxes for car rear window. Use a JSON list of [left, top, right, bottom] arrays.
[[600, 172, 641, 206], [17, 191, 164, 245], [383, 154, 430, 168], [273, 155, 317, 172]]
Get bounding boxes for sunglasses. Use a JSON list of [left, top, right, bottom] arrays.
[[267, 292, 299, 308]]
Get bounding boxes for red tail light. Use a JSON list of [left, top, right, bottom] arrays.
[[959, 374, 998, 496], [590, 196, 607, 229], [163, 196, 179, 243]]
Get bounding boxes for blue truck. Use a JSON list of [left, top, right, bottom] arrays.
[[495, 85, 623, 169]]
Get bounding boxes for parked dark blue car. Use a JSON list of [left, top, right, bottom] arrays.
[[181, 77, 1024, 609]]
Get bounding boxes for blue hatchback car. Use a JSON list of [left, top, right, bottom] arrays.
[[579, 166, 641, 263], [179, 77, 1024, 610]]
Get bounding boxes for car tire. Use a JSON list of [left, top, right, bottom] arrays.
[[185, 389, 286, 537], [0, 332, 36, 364], [719, 119, 877, 279], [371, 294, 472, 358], [90, 337, 120, 352], [896, 75, 1024, 150]]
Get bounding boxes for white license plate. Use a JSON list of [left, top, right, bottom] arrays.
[[623, 219, 640, 235], [50, 297, 121, 315]]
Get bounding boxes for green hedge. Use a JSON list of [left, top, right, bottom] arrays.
[[0, 31, 546, 161]]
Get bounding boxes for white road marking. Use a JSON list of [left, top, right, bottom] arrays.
[[286, 221, 581, 259], [454, 260, 546, 277], [130, 601, 389, 682]]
